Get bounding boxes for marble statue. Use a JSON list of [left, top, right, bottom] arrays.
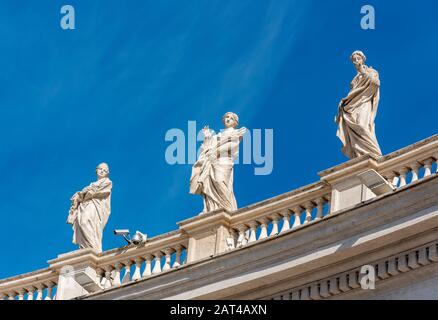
[[336, 50, 382, 159], [190, 112, 247, 214], [67, 163, 112, 252]]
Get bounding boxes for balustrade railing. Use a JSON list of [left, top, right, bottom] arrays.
[[0, 268, 58, 300], [224, 135, 438, 250], [0, 231, 188, 298], [227, 182, 332, 249], [378, 135, 437, 189], [96, 230, 189, 290]]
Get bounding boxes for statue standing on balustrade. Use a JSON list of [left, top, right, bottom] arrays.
[[190, 112, 246, 214], [336, 50, 382, 159], [67, 163, 112, 252]]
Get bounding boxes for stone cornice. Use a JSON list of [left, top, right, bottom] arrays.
[[267, 238, 438, 300]]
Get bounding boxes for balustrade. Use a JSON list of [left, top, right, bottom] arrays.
[[381, 152, 437, 189], [95, 239, 188, 291], [0, 273, 58, 300], [229, 192, 331, 249]]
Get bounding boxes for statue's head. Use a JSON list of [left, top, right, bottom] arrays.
[[96, 162, 109, 179], [222, 112, 239, 129], [350, 50, 366, 68]]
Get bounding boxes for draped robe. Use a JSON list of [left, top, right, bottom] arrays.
[[336, 66, 382, 159], [190, 127, 246, 213], [67, 177, 112, 252]]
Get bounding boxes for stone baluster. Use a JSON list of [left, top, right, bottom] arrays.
[[325, 194, 331, 215], [162, 248, 174, 271], [258, 218, 269, 240], [152, 252, 163, 274], [303, 202, 314, 223], [96, 268, 104, 286], [26, 287, 35, 300], [423, 159, 433, 177], [7, 291, 15, 300], [121, 261, 133, 284], [16, 289, 25, 300], [384, 173, 394, 186], [97, 267, 106, 287], [410, 162, 421, 183], [398, 168, 408, 187], [291, 207, 302, 228], [112, 262, 122, 286], [181, 246, 188, 265], [226, 229, 237, 250], [314, 198, 325, 221], [387, 172, 399, 188], [44, 282, 54, 300], [132, 258, 144, 281], [248, 221, 259, 243], [142, 254, 153, 278], [280, 209, 291, 233], [103, 265, 113, 289], [236, 225, 249, 247], [35, 284, 44, 300], [173, 246, 183, 268], [269, 214, 280, 236], [435, 156, 438, 173]]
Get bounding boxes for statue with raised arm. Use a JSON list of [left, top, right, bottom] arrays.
[[336, 50, 382, 159], [67, 163, 112, 252], [190, 112, 247, 214]]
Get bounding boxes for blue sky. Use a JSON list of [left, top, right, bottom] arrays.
[[0, 0, 436, 278]]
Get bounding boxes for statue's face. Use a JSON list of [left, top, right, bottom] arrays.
[[351, 54, 364, 68], [96, 164, 109, 179], [223, 114, 237, 128]]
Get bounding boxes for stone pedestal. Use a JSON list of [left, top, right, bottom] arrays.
[[319, 156, 394, 213], [178, 210, 232, 263], [330, 172, 373, 212], [48, 249, 102, 300]]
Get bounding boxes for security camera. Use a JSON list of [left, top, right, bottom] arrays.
[[113, 229, 147, 245], [114, 229, 130, 236], [131, 231, 147, 245], [114, 229, 131, 244]]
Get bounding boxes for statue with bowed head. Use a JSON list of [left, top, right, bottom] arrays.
[[336, 50, 382, 159], [190, 112, 247, 214], [67, 163, 112, 252]]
